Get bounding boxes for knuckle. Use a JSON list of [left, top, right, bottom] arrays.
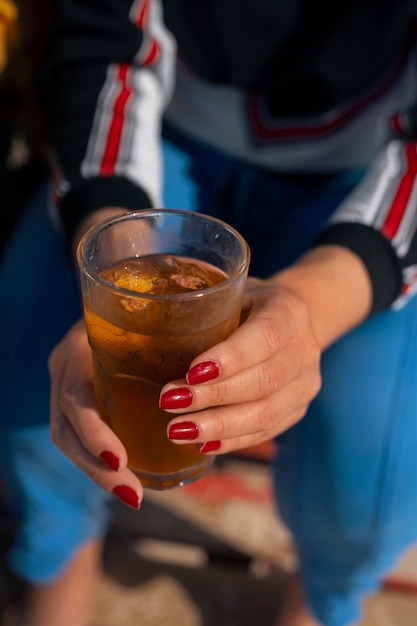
[[257, 401, 279, 432], [258, 361, 282, 396], [214, 414, 228, 439], [207, 383, 228, 406], [258, 315, 282, 351]]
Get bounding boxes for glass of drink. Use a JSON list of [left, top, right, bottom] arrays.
[[77, 209, 250, 490]]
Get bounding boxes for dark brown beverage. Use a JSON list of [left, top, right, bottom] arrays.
[[84, 254, 241, 489]]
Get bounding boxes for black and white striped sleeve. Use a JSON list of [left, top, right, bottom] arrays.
[[315, 138, 417, 313], [39, 0, 176, 242]]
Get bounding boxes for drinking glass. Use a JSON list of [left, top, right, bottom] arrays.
[[77, 209, 250, 489]]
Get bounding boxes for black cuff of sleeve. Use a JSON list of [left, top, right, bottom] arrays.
[[313, 223, 403, 314], [59, 176, 153, 244]]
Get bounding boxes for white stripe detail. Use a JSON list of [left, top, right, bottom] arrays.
[[393, 264, 417, 309], [327, 139, 417, 262], [81, 0, 175, 207], [393, 174, 417, 256], [146, 0, 176, 104], [130, 0, 176, 101], [328, 142, 405, 226], [116, 68, 163, 206], [129, 0, 142, 24], [81, 64, 120, 178], [82, 64, 164, 206], [330, 141, 417, 258]]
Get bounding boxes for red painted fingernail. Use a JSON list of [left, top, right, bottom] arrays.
[[160, 387, 193, 410], [168, 421, 199, 441], [113, 485, 140, 509], [100, 450, 120, 471], [187, 360, 219, 384], [199, 440, 221, 454]]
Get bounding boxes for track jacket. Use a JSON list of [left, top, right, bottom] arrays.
[[39, 0, 417, 312]]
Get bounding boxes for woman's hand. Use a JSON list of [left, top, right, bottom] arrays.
[[48, 318, 143, 509], [161, 244, 372, 457], [160, 276, 322, 455]]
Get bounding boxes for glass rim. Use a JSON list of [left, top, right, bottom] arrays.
[[77, 208, 251, 301]]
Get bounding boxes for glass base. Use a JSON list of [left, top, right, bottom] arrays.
[[132, 456, 215, 490]]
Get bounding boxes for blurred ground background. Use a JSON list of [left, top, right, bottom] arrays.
[[1, 450, 417, 625]]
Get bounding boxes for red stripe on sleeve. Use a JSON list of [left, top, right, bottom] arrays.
[[98, 0, 159, 176], [99, 64, 131, 176], [135, 0, 150, 27], [142, 39, 160, 65], [133, 0, 159, 66], [382, 143, 417, 240]]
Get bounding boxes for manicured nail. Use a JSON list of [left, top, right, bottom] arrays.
[[187, 360, 219, 384], [199, 440, 221, 454], [168, 421, 199, 441], [113, 485, 140, 509], [160, 387, 193, 410], [100, 450, 120, 471]]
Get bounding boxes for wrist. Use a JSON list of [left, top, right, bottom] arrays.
[[270, 245, 372, 349]]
